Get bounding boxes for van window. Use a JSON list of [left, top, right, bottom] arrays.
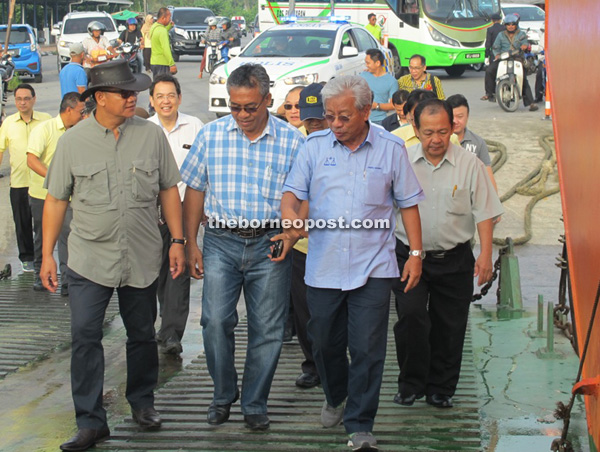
[[64, 17, 116, 34]]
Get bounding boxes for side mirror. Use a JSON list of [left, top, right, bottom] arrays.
[[229, 46, 241, 58], [51, 28, 60, 36], [341, 46, 359, 58], [118, 24, 126, 32]]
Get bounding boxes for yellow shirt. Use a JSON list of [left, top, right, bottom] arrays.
[[392, 125, 461, 148], [27, 115, 66, 200], [0, 110, 52, 188]]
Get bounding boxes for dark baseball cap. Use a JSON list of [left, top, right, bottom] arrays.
[[299, 83, 325, 121]]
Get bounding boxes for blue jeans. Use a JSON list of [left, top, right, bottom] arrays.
[[201, 227, 291, 415], [307, 278, 393, 434], [221, 46, 229, 62]]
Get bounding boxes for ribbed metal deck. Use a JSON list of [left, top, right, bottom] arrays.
[[98, 316, 481, 451], [0, 274, 119, 380]]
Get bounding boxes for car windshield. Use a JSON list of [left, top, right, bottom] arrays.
[[502, 6, 545, 21], [0, 29, 31, 45], [241, 29, 336, 58], [172, 10, 213, 26], [63, 17, 116, 34], [423, 0, 500, 20]]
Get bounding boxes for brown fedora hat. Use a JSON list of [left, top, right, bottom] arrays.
[[81, 59, 151, 100]]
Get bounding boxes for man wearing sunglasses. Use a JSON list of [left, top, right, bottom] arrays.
[[281, 75, 425, 451], [40, 60, 185, 452], [182, 64, 304, 432]]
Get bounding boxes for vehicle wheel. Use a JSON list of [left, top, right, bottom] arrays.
[[445, 65, 466, 77], [496, 79, 520, 112], [471, 63, 484, 71], [390, 46, 403, 79], [34, 73, 43, 83], [172, 51, 180, 62]]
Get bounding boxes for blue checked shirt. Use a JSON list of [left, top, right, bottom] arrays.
[[181, 114, 305, 221], [283, 124, 425, 291]]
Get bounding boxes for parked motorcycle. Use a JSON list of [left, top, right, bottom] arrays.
[[0, 53, 16, 125], [495, 45, 542, 112], [115, 40, 141, 74]]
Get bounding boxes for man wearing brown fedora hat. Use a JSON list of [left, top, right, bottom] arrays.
[[40, 60, 186, 452]]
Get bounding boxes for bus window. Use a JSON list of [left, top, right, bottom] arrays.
[[398, 0, 419, 27]]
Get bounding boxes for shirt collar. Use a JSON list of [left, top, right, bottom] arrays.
[[17, 110, 46, 123], [412, 142, 458, 167], [90, 112, 131, 136], [55, 114, 66, 131], [226, 112, 277, 141], [462, 127, 475, 142], [330, 121, 372, 152]]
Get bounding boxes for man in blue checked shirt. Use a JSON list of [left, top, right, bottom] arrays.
[[280, 75, 425, 451], [181, 64, 305, 432]]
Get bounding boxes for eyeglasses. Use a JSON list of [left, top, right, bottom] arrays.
[[409, 66, 424, 71], [102, 89, 138, 99], [324, 114, 353, 123], [154, 93, 178, 101], [283, 103, 300, 110], [229, 95, 267, 114], [15, 97, 33, 102]]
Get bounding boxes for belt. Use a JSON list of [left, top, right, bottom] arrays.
[[225, 227, 275, 239], [425, 241, 471, 259]]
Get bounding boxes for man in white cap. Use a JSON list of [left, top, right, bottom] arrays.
[[59, 42, 88, 97]]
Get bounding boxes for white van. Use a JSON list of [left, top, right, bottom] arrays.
[[231, 16, 247, 36]]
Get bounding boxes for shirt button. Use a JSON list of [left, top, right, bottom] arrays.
[[347, 190, 351, 195], [343, 248, 347, 252], [345, 210, 349, 214], [120, 190, 123, 194], [349, 172, 354, 176], [249, 162, 253, 166]]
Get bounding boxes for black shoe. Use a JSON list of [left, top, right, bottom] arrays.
[[207, 388, 240, 425], [132, 406, 162, 430], [161, 338, 183, 356], [244, 413, 270, 431], [295, 372, 320, 389], [393, 392, 424, 406], [60, 426, 110, 451], [33, 277, 47, 292], [426, 394, 453, 408], [61, 285, 69, 297], [488, 95, 496, 102]]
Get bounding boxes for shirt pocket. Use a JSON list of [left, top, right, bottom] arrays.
[[131, 159, 160, 203], [445, 188, 471, 215], [362, 168, 388, 206], [72, 162, 110, 206], [260, 168, 287, 202]]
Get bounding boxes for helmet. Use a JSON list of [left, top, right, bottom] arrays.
[[126, 18, 137, 26], [504, 14, 519, 26], [221, 18, 231, 29], [207, 17, 218, 26], [87, 21, 106, 36]]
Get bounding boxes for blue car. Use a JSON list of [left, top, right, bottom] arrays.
[[0, 24, 44, 83]]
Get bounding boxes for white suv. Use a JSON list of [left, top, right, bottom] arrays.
[[52, 11, 119, 72]]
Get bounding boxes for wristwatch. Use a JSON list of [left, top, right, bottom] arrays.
[[170, 238, 187, 246], [376, 103, 380, 111], [409, 250, 426, 259]]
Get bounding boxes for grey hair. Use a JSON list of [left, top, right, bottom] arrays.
[[321, 76, 372, 110], [227, 64, 271, 97]]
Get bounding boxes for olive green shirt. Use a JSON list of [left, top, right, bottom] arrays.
[[45, 114, 181, 288]]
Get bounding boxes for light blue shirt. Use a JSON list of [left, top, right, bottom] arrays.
[[59, 62, 88, 97], [360, 71, 397, 123], [283, 124, 425, 291], [181, 114, 305, 221]]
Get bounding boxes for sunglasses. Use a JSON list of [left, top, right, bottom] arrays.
[[229, 95, 267, 114], [102, 89, 138, 99], [283, 103, 300, 111]]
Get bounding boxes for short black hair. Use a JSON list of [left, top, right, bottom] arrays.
[[59, 92, 82, 113], [392, 89, 409, 105], [413, 98, 454, 130], [410, 54, 426, 66], [150, 74, 181, 96], [227, 64, 270, 97], [157, 7, 170, 19], [446, 94, 470, 113], [14, 83, 35, 98], [368, 13, 376, 20], [366, 48, 385, 66], [403, 89, 436, 115]]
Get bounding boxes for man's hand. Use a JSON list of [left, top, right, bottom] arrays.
[[269, 230, 300, 262], [474, 252, 493, 286], [520, 44, 528, 51], [186, 243, 204, 279], [170, 64, 178, 74], [169, 243, 186, 279], [40, 256, 59, 293], [400, 256, 422, 292]]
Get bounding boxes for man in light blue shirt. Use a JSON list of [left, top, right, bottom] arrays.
[[280, 75, 425, 451], [59, 43, 88, 97], [182, 64, 304, 432]]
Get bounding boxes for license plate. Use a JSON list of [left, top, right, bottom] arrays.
[[465, 53, 481, 59]]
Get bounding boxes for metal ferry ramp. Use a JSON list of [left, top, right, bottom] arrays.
[[98, 313, 481, 452]]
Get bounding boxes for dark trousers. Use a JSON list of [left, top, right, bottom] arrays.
[[9, 187, 34, 262], [485, 58, 535, 105], [392, 239, 474, 398], [307, 277, 393, 434], [29, 196, 71, 281], [151, 64, 170, 79], [68, 268, 159, 429], [143, 48, 152, 72], [157, 221, 190, 343], [290, 249, 317, 376]]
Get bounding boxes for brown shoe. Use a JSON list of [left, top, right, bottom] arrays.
[[529, 103, 539, 111]]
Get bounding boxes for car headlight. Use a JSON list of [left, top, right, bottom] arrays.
[[283, 73, 319, 85], [209, 73, 227, 84], [31, 43, 37, 51], [59, 40, 71, 48], [426, 24, 460, 47], [174, 27, 186, 37]]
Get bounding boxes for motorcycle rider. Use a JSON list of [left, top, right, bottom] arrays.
[[483, 14, 538, 111], [82, 21, 116, 68], [117, 17, 144, 73], [199, 17, 226, 77], [219, 18, 241, 63]]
